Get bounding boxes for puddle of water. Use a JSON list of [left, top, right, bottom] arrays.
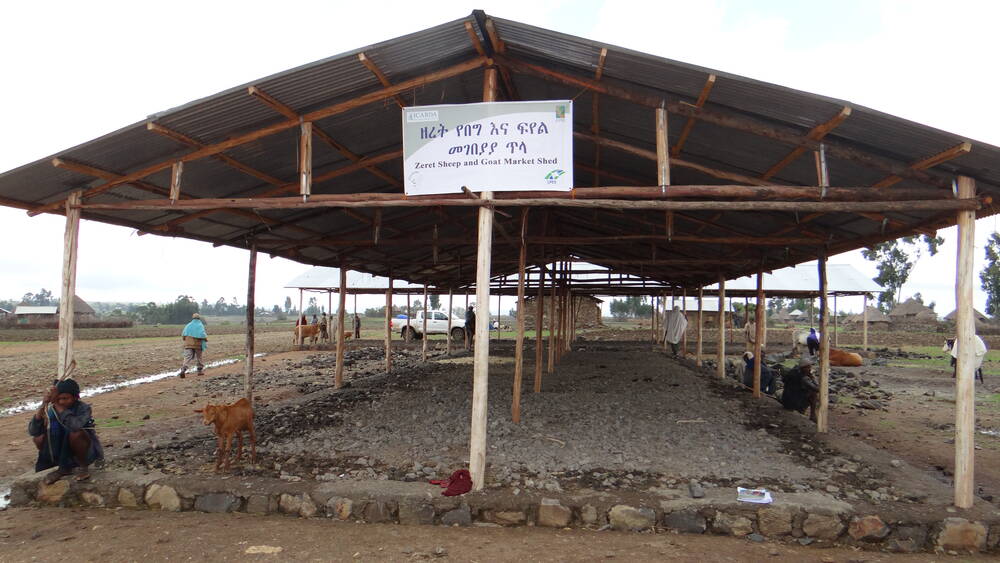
[[0, 354, 264, 418], [979, 429, 1000, 437], [0, 485, 9, 510]]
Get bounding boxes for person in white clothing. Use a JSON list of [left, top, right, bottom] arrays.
[[663, 306, 688, 357]]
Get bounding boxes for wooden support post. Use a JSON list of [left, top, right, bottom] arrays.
[[299, 121, 312, 199], [954, 175, 977, 509], [469, 67, 498, 492], [406, 292, 411, 345], [652, 295, 658, 343], [513, 218, 527, 422], [546, 276, 556, 373], [696, 288, 703, 367], [681, 288, 688, 356], [298, 288, 304, 345], [244, 243, 257, 401], [663, 293, 670, 351], [422, 284, 429, 361], [169, 162, 183, 202], [753, 267, 764, 398], [384, 279, 393, 373], [862, 294, 869, 352], [57, 191, 82, 379], [328, 291, 333, 324], [335, 268, 347, 388], [465, 293, 470, 350], [656, 104, 671, 187], [534, 270, 545, 392], [833, 294, 839, 347], [717, 275, 726, 379], [447, 289, 454, 356], [496, 292, 502, 342], [817, 253, 830, 432]]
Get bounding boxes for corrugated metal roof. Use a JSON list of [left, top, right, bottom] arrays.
[[706, 264, 884, 295], [14, 306, 58, 315], [1, 11, 998, 293]]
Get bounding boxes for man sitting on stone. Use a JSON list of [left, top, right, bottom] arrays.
[[29, 379, 104, 483]]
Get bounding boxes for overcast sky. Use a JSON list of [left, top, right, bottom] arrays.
[[1, 0, 998, 316]]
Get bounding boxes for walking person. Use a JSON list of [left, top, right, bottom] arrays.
[[179, 313, 208, 378], [465, 305, 476, 350]]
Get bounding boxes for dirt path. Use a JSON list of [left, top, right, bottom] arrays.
[[0, 507, 977, 562]]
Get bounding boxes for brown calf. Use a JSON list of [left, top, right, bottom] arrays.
[[195, 398, 256, 471], [294, 324, 321, 347], [829, 348, 863, 367]]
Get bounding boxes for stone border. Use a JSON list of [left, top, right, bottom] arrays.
[[8, 470, 998, 554]]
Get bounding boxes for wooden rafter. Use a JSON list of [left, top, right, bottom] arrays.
[[671, 74, 716, 157], [495, 54, 950, 190], [30, 57, 486, 216], [760, 106, 851, 180], [483, 18, 519, 100], [464, 21, 486, 56], [358, 52, 407, 108], [591, 48, 608, 187], [872, 142, 972, 188], [248, 86, 402, 189]]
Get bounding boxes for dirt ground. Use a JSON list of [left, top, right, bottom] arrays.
[[6, 507, 985, 563], [2, 326, 1000, 558]]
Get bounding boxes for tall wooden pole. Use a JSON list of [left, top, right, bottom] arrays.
[[717, 274, 726, 379], [681, 288, 688, 356], [298, 288, 304, 345], [57, 191, 82, 379], [244, 243, 257, 401], [335, 268, 347, 388], [817, 253, 830, 432], [753, 267, 764, 398], [651, 295, 658, 343], [384, 279, 393, 373], [696, 287, 704, 367], [862, 294, 869, 351], [546, 270, 557, 373], [513, 211, 528, 423], [421, 285, 429, 361], [833, 294, 839, 347], [954, 175, 977, 508], [534, 270, 545, 392], [446, 289, 454, 356], [469, 67, 498, 492]]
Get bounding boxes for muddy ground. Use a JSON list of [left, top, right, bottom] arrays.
[[2, 326, 1000, 557], [3, 507, 979, 563]]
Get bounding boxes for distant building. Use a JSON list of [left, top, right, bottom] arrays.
[[845, 306, 890, 331], [524, 295, 603, 330], [13, 296, 97, 326], [943, 308, 992, 332], [888, 298, 939, 330]]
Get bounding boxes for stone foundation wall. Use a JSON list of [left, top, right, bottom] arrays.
[[8, 470, 999, 554]]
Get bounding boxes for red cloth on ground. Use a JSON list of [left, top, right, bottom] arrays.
[[429, 469, 473, 496]]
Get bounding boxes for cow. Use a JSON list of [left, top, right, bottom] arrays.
[[195, 398, 256, 472], [741, 351, 777, 395], [829, 348, 863, 367], [294, 324, 322, 347], [780, 359, 819, 422], [943, 337, 986, 383]]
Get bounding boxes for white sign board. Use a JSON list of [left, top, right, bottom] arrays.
[[402, 100, 573, 195]]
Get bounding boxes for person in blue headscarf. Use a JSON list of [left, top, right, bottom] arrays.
[[178, 313, 208, 378], [29, 378, 104, 483]]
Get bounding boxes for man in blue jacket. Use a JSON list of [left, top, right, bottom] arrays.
[[178, 313, 208, 378]]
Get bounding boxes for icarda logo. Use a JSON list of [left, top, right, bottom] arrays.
[[544, 169, 565, 184]]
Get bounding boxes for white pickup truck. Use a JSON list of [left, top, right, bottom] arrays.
[[390, 311, 466, 341]]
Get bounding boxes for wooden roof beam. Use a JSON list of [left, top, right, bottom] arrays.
[[464, 21, 487, 56], [357, 53, 407, 108], [29, 57, 486, 216], [496, 54, 950, 190], [483, 18, 519, 100], [872, 142, 972, 188], [671, 74, 716, 158], [591, 47, 608, 187], [760, 106, 851, 180], [248, 86, 402, 189]]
